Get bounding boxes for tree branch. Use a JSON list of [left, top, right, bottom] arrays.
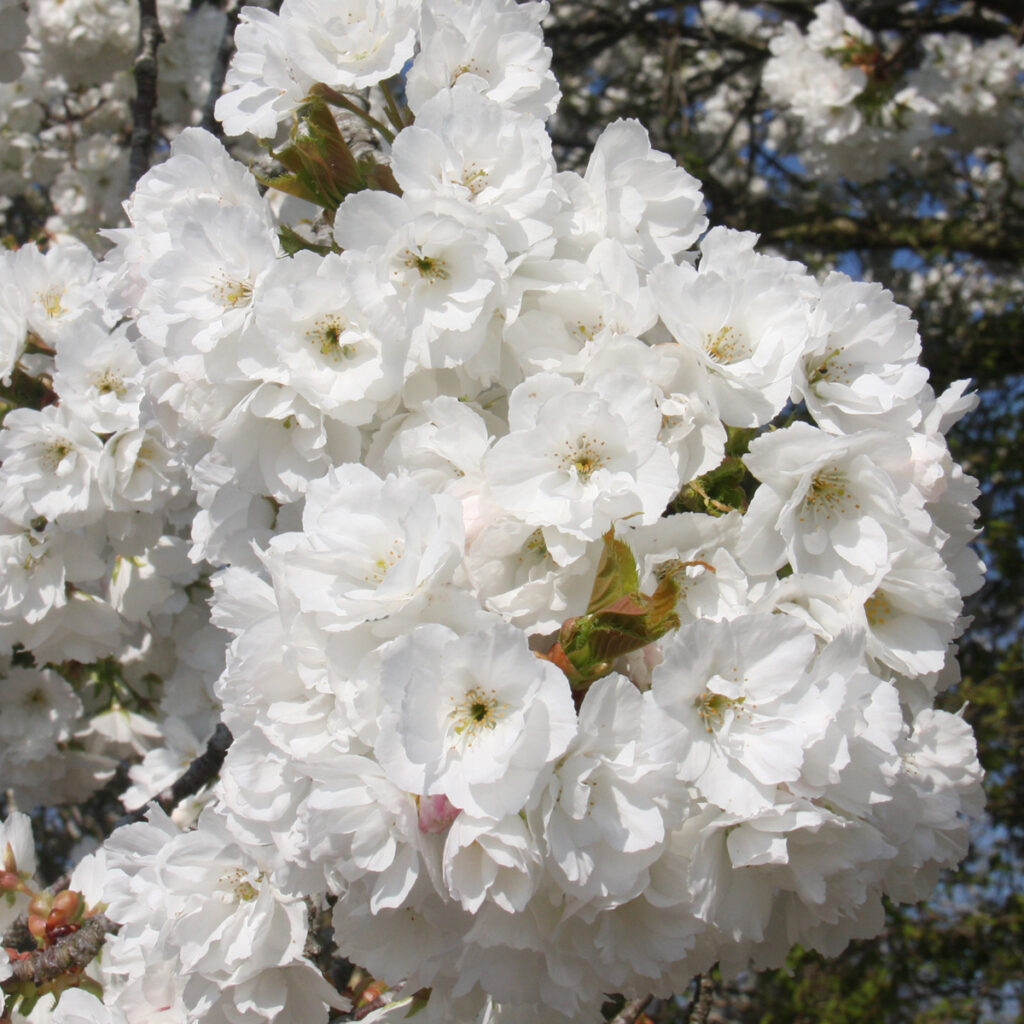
[[610, 995, 653, 1024], [1, 877, 70, 953], [200, 0, 243, 136], [684, 974, 714, 1024], [116, 722, 233, 829], [128, 0, 164, 190], [2, 914, 118, 988], [755, 210, 1024, 262]]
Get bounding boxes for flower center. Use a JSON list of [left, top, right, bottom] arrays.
[[403, 249, 450, 282], [802, 466, 855, 521], [460, 163, 489, 196], [307, 316, 356, 361], [218, 866, 265, 903], [451, 59, 491, 86], [37, 287, 67, 320], [449, 686, 508, 742], [694, 688, 746, 732], [807, 346, 849, 387], [704, 324, 749, 364], [574, 315, 605, 342], [42, 439, 74, 471], [363, 541, 403, 584], [560, 434, 606, 480], [91, 369, 126, 396], [864, 589, 894, 626], [213, 275, 253, 308]]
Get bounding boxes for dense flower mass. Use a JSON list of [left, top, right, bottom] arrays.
[[0, 1, 993, 1023]]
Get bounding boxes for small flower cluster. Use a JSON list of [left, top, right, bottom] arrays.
[[0, 1, 986, 1022], [0, 0, 231, 239], [0, 238, 218, 808], [762, 0, 1024, 180]]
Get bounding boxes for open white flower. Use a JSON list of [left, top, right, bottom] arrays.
[[649, 228, 812, 426], [558, 118, 707, 269], [407, 0, 559, 120], [334, 191, 509, 369], [485, 371, 677, 561], [0, 404, 104, 525], [284, 0, 420, 90], [538, 673, 683, 906], [651, 613, 832, 815], [739, 421, 917, 583], [391, 82, 559, 252], [245, 250, 406, 426], [375, 620, 577, 819], [260, 463, 465, 632], [795, 273, 929, 434]]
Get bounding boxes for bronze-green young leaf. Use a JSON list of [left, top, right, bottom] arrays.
[[585, 530, 641, 615]]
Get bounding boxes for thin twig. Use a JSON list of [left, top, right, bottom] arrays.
[[128, 0, 164, 190], [115, 722, 233, 829], [610, 995, 653, 1024], [684, 974, 714, 1024], [352, 995, 389, 1020], [200, 0, 243, 135]]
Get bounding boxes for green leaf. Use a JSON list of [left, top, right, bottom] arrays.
[[277, 224, 337, 257], [259, 96, 404, 214], [585, 530, 640, 614]]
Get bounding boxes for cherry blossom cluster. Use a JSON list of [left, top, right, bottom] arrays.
[[762, 0, 1024, 180], [0, 1, 986, 1023], [0, 0, 231, 240], [0, 235, 228, 811]]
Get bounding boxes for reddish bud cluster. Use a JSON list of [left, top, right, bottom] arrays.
[[25, 889, 84, 947]]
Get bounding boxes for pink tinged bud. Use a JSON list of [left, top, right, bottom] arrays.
[[49, 889, 82, 924], [418, 793, 461, 834], [0, 871, 19, 892], [27, 892, 52, 918], [642, 642, 665, 673]]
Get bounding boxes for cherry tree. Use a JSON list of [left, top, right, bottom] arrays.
[[2, 2, 1016, 1022]]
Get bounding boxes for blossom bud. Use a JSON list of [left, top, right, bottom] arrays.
[[418, 793, 461, 834], [50, 889, 83, 921], [27, 891, 53, 918]]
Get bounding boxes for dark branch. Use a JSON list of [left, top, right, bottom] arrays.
[[2, 914, 118, 988], [610, 995, 653, 1024], [116, 722, 233, 829], [684, 974, 714, 1024], [200, 0, 243, 136], [128, 0, 164, 190]]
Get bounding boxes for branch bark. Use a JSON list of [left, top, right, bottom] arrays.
[[684, 974, 714, 1024], [116, 722, 233, 829], [610, 995, 653, 1024], [200, 0, 243, 136], [753, 210, 1024, 263], [128, 0, 164, 190], [2, 914, 118, 988]]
